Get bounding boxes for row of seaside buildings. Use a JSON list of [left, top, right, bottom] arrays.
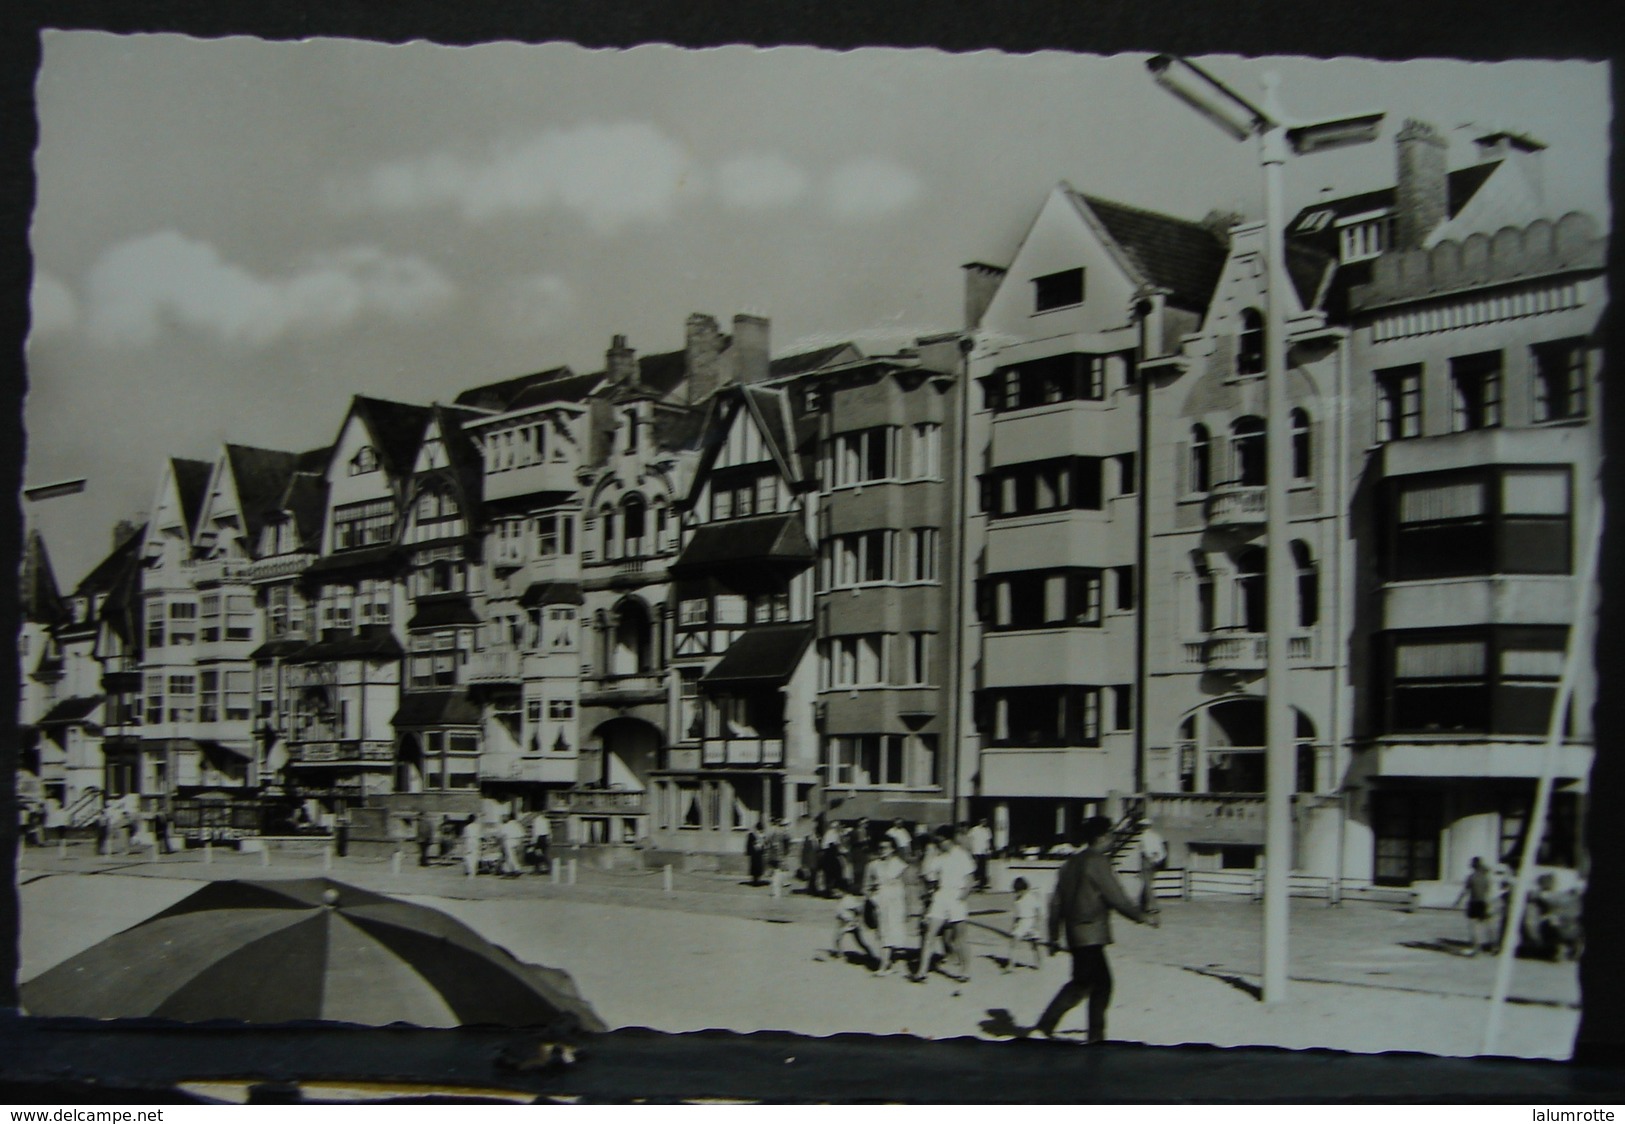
[[16, 120, 1604, 889]]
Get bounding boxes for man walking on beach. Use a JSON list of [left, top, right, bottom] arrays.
[[1032, 815, 1159, 1043], [968, 819, 993, 891]]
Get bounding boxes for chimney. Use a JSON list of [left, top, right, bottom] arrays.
[[731, 314, 771, 385], [1474, 129, 1546, 203], [685, 313, 724, 405], [962, 262, 1006, 331], [606, 334, 638, 388], [1393, 119, 1449, 251]]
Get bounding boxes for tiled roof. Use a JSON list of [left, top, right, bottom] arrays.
[[769, 342, 859, 378], [519, 581, 584, 607], [352, 396, 432, 478], [393, 690, 484, 728], [225, 445, 301, 550], [407, 596, 482, 630], [507, 371, 606, 411], [1075, 193, 1229, 313], [701, 624, 815, 686], [651, 406, 707, 453], [1288, 162, 1501, 246], [249, 638, 309, 660], [671, 513, 815, 575], [633, 348, 688, 400], [287, 626, 405, 663], [305, 545, 403, 577], [453, 366, 574, 413], [172, 457, 214, 539], [75, 524, 145, 597], [39, 695, 103, 725], [20, 530, 66, 626]]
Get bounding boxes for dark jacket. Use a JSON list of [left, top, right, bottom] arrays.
[[1048, 847, 1152, 948]]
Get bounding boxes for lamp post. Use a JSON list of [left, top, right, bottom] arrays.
[[1147, 55, 1382, 1003]]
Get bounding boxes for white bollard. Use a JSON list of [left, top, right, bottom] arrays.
[[569, 858, 578, 885], [771, 870, 782, 899], [391, 851, 402, 877], [664, 864, 673, 894], [58, 836, 67, 860], [204, 841, 213, 865], [550, 861, 560, 885], [324, 845, 334, 871], [260, 845, 271, 868]]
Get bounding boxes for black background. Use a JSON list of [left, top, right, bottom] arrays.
[[1, 0, 1621, 1103]]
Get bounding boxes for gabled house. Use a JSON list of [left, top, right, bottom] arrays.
[[17, 530, 69, 808]]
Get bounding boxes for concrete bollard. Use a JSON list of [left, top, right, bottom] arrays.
[[569, 858, 578, 885], [260, 845, 271, 868], [391, 851, 402, 877], [204, 842, 213, 865], [551, 861, 560, 885], [664, 864, 673, 894], [324, 845, 334, 871], [58, 836, 67, 860]]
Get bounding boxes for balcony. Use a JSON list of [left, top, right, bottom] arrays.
[[547, 787, 647, 815], [183, 557, 253, 586], [1146, 791, 1268, 845], [466, 648, 522, 685], [1182, 630, 1317, 670], [287, 740, 394, 765], [245, 553, 317, 583], [1204, 483, 1267, 528], [489, 542, 527, 570], [479, 755, 577, 785], [581, 673, 667, 708], [700, 737, 785, 767]]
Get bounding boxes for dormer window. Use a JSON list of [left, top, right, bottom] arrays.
[[1033, 268, 1085, 313], [1337, 211, 1390, 263], [349, 446, 379, 476], [624, 408, 640, 455]]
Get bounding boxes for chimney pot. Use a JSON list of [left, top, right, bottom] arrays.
[[1393, 119, 1449, 252]]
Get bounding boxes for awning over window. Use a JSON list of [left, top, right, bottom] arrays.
[[197, 739, 253, 762], [670, 514, 815, 576], [305, 546, 401, 576], [519, 581, 585, 608], [407, 596, 480, 630], [392, 690, 484, 728], [701, 624, 814, 687], [38, 696, 103, 726], [287, 627, 405, 663]]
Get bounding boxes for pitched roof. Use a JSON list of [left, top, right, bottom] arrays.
[[351, 396, 432, 477], [287, 626, 405, 663], [507, 370, 607, 411], [282, 473, 329, 550], [39, 695, 104, 726], [632, 348, 688, 400], [769, 342, 859, 378], [519, 581, 584, 607], [453, 366, 575, 413], [1287, 162, 1501, 246], [407, 596, 482, 630], [701, 624, 815, 686], [392, 690, 484, 728], [423, 404, 485, 517], [172, 457, 214, 539], [650, 405, 707, 452], [1073, 192, 1229, 312], [20, 531, 66, 626], [671, 513, 816, 575], [224, 444, 301, 550], [74, 524, 145, 598]]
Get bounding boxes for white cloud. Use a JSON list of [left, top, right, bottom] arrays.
[[83, 231, 454, 349], [29, 271, 79, 340], [823, 157, 922, 220], [332, 122, 698, 234], [486, 272, 577, 340], [715, 153, 808, 210]]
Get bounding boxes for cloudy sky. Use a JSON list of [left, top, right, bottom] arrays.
[[22, 33, 1609, 584]]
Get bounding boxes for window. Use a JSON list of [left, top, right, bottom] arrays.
[[622, 497, 647, 556], [358, 579, 392, 626], [145, 674, 163, 726], [827, 428, 897, 489], [749, 589, 791, 625], [979, 457, 1102, 518], [1292, 541, 1319, 628], [1383, 626, 1566, 736], [820, 634, 887, 689], [332, 498, 395, 550], [1111, 684, 1134, 732], [1376, 365, 1422, 442], [828, 735, 908, 787], [1237, 308, 1264, 376], [624, 408, 640, 454], [167, 674, 196, 724], [199, 671, 219, 723], [1451, 351, 1503, 432], [1386, 466, 1571, 579], [1532, 339, 1588, 422], [1290, 409, 1311, 481], [1033, 268, 1084, 312], [1112, 565, 1135, 611], [981, 354, 1108, 413], [1189, 425, 1212, 493], [547, 698, 575, 721], [709, 472, 773, 520], [226, 670, 251, 721], [349, 446, 379, 476], [909, 528, 939, 582], [977, 568, 1102, 630], [904, 632, 933, 686], [977, 685, 1103, 747], [1112, 452, 1137, 496], [679, 598, 709, 627], [1338, 214, 1390, 263], [1230, 417, 1266, 486], [535, 512, 574, 557], [909, 423, 942, 479], [823, 530, 897, 588], [679, 672, 702, 742], [1235, 547, 1266, 633], [200, 594, 221, 642]]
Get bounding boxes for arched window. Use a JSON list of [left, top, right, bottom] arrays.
[[622, 496, 647, 557], [1237, 308, 1264, 376], [1192, 552, 1215, 633], [1292, 540, 1319, 628], [1291, 408, 1312, 480], [601, 506, 618, 561], [1190, 424, 1212, 493], [1231, 416, 1266, 486], [1235, 547, 1266, 633]]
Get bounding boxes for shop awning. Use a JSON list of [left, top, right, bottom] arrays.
[[670, 514, 815, 576], [701, 624, 814, 687], [407, 596, 481, 630], [392, 690, 484, 728], [519, 581, 585, 607]]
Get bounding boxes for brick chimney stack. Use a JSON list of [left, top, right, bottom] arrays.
[[606, 334, 638, 388], [962, 262, 1007, 331], [731, 314, 771, 385], [685, 313, 724, 405], [1393, 119, 1449, 252]]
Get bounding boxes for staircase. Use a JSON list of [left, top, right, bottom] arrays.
[[66, 787, 103, 828], [1104, 796, 1147, 877]]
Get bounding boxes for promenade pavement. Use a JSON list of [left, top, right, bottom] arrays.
[[16, 841, 1580, 1061]]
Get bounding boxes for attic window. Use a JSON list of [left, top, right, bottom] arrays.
[[1296, 209, 1334, 234], [349, 446, 379, 476], [1033, 268, 1085, 313], [803, 385, 825, 414], [1336, 211, 1390, 263]]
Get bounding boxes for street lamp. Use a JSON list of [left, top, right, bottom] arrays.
[[1147, 55, 1383, 1004]]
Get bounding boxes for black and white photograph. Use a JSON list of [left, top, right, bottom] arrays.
[[7, 23, 1613, 1092]]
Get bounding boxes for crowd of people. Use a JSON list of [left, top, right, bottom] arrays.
[[1455, 855, 1585, 962], [413, 810, 553, 878]]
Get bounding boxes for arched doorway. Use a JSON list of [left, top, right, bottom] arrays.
[[594, 716, 660, 790], [1176, 699, 1317, 794], [394, 733, 423, 794], [610, 597, 654, 676]]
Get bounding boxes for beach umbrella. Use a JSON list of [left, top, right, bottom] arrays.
[[21, 877, 605, 1032]]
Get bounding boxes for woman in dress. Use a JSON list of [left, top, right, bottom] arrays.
[[864, 835, 911, 975]]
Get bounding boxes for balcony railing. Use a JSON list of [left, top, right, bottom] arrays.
[[547, 788, 647, 815], [183, 557, 253, 585], [1204, 483, 1267, 527], [466, 648, 522, 684], [287, 740, 394, 765], [700, 737, 785, 767], [245, 553, 317, 582], [490, 542, 527, 569], [581, 673, 666, 706], [1183, 630, 1317, 669], [479, 756, 570, 784]]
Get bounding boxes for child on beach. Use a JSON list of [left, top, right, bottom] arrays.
[[1003, 877, 1044, 972], [826, 888, 879, 967]]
